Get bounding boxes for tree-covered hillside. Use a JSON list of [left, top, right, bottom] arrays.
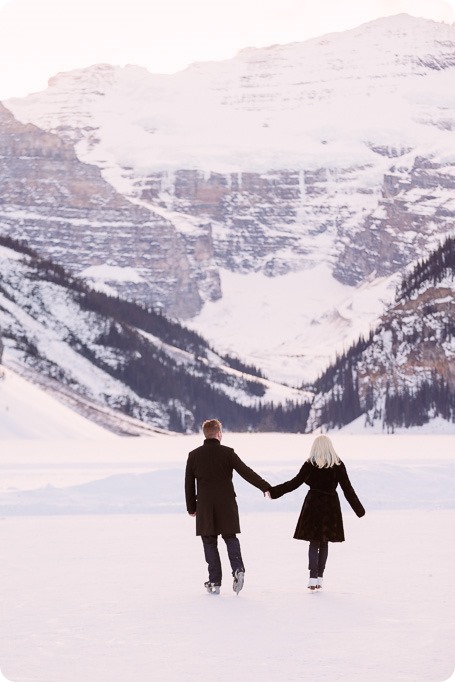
[[307, 236, 455, 432], [0, 235, 309, 432]]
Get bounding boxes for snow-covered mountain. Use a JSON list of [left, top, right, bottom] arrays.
[[0, 237, 307, 433], [3, 13, 455, 383], [0, 102, 218, 319], [308, 235, 455, 432]]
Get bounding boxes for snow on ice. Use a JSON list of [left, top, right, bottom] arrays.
[[0, 373, 454, 681]]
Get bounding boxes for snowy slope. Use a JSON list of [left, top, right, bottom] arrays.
[[0, 365, 111, 439], [186, 265, 399, 383]]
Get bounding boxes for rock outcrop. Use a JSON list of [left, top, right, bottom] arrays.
[[0, 103, 220, 317]]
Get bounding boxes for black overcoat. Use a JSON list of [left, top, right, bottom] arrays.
[[270, 460, 365, 542], [185, 438, 270, 536]]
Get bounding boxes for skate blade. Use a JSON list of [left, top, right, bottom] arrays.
[[233, 571, 244, 595]]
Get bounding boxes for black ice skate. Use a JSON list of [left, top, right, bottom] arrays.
[[204, 581, 221, 595]]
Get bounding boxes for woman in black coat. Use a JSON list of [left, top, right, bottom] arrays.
[[269, 435, 365, 590]]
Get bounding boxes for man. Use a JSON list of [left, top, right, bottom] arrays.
[[185, 419, 271, 595]]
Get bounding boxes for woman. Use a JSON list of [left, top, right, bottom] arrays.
[[268, 435, 365, 590]]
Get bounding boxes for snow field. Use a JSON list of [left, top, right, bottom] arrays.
[[0, 510, 453, 682], [0, 431, 453, 681], [186, 266, 399, 384]]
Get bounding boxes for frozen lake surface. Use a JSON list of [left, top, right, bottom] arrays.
[[0, 433, 454, 682]]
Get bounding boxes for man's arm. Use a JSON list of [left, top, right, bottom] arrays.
[[184, 455, 197, 515], [231, 452, 271, 492]]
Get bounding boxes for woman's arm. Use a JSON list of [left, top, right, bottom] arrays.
[[337, 462, 365, 517], [269, 462, 311, 499]]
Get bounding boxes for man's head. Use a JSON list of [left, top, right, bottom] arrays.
[[202, 419, 222, 440]]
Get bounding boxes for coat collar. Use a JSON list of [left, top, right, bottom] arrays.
[[204, 438, 220, 445]]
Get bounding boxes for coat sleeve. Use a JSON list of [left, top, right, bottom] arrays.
[[231, 452, 271, 492], [337, 462, 365, 517], [269, 462, 311, 499], [184, 454, 197, 514]]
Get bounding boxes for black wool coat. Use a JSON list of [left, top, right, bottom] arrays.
[[270, 460, 365, 542], [185, 438, 270, 536]]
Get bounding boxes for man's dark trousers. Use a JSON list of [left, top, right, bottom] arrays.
[[201, 534, 245, 584]]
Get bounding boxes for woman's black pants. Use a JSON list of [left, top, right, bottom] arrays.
[[308, 540, 329, 578]]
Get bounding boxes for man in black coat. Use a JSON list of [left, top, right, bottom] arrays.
[[185, 418, 270, 595]]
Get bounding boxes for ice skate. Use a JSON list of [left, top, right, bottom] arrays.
[[204, 581, 221, 595], [233, 569, 244, 595]]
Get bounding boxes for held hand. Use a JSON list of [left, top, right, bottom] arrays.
[[264, 491, 271, 499]]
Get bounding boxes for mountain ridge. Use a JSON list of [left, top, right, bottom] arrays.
[[2, 13, 455, 383]]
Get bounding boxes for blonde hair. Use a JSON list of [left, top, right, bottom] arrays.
[[308, 435, 341, 468], [202, 419, 222, 439]]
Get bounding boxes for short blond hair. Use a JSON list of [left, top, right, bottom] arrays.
[[308, 435, 341, 468], [202, 419, 222, 439]]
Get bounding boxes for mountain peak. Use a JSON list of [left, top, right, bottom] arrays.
[[234, 13, 452, 59]]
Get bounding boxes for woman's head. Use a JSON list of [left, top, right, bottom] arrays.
[[308, 435, 341, 468]]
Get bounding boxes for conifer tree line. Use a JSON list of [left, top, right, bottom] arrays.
[[383, 375, 455, 431], [0, 233, 210, 356], [74, 320, 309, 432], [396, 235, 455, 302]]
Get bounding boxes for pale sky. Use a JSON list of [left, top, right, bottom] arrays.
[[0, 0, 454, 100]]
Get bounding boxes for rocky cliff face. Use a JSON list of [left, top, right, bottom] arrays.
[[334, 155, 455, 284], [136, 153, 455, 282], [7, 16, 454, 284], [136, 167, 352, 276], [0, 103, 220, 317]]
